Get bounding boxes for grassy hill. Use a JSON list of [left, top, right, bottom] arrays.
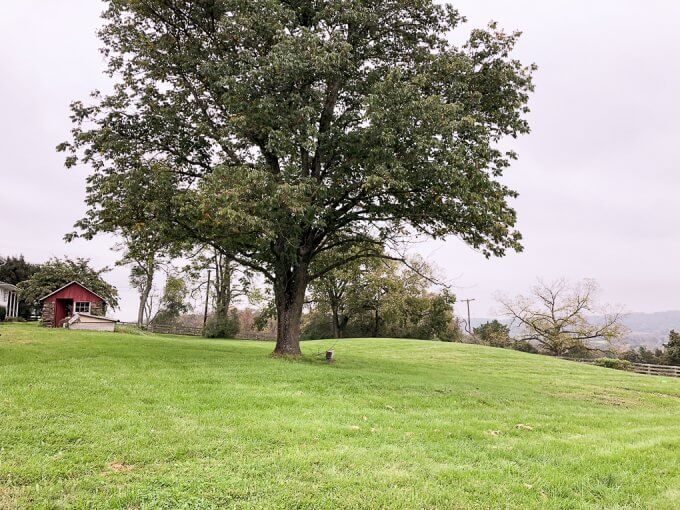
[[0, 323, 679, 509]]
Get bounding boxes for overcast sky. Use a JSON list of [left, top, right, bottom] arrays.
[[1, 1, 679, 321]]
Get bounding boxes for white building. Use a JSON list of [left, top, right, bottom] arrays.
[[0, 282, 20, 319], [66, 312, 117, 332]]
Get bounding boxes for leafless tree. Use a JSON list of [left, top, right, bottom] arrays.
[[498, 279, 627, 356], [188, 248, 255, 318]]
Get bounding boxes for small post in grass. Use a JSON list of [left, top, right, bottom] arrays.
[[326, 350, 335, 363]]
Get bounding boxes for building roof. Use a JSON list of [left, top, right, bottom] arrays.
[[67, 312, 118, 325], [38, 281, 109, 304], [0, 282, 19, 292]]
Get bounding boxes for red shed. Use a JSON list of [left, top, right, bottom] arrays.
[[39, 281, 109, 328]]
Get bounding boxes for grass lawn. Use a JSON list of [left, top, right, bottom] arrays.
[[0, 323, 679, 509]]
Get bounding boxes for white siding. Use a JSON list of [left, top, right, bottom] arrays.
[[69, 322, 116, 332]]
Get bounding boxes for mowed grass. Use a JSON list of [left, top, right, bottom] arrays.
[[0, 324, 679, 509]]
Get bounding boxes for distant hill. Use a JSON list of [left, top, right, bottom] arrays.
[[618, 311, 680, 348], [470, 311, 680, 349]]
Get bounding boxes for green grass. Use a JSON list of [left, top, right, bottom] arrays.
[[0, 323, 679, 509]]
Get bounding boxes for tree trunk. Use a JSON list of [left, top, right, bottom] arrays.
[[213, 253, 234, 317], [137, 268, 154, 326], [273, 262, 309, 356], [372, 307, 381, 337], [338, 315, 348, 338], [331, 310, 340, 339]]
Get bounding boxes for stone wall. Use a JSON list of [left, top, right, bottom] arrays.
[[42, 302, 55, 328]]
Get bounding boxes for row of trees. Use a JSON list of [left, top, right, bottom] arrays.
[[119, 244, 458, 341], [304, 257, 458, 340], [6, 251, 677, 368], [116, 239, 255, 336], [620, 331, 680, 366], [474, 318, 680, 367]]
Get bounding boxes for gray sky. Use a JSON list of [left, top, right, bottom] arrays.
[[1, 1, 679, 321]]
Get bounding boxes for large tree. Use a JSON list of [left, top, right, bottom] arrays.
[[18, 257, 119, 309], [153, 275, 191, 324], [60, 1, 534, 355], [116, 232, 171, 326], [498, 279, 627, 356]]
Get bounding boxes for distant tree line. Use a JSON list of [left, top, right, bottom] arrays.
[[619, 331, 680, 366], [302, 256, 459, 341]]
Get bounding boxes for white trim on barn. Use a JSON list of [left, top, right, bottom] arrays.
[[0, 282, 20, 319]]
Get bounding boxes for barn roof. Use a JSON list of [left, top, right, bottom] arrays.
[[38, 281, 109, 304], [67, 313, 118, 325]]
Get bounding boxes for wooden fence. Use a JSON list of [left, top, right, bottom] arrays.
[[566, 358, 680, 378], [147, 323, 203, 336], [626, 363, 679, 377]]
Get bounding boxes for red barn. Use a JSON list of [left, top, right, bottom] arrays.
[[39, 281, 109, 328]]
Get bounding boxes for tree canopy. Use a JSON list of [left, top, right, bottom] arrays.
[[474, 320, 511, 347], [0, 255, 40, 286], [498, 279, 627, 356], [18, 257, 119, 308], [60, 0, 534, 355], [306, 256, 457, 340], [153, 275, 191, 324], [665, 330, 680, 366]]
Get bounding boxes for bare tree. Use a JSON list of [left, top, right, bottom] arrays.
[[498, 279, 627, 356], [188, 248, 254, 318], [115, 234, 170, 326]]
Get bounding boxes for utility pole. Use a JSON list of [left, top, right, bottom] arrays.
[[461, 298, 475, 334], [203, 270, 211, 326]]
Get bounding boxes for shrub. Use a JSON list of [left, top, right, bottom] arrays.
[[474, 320, 511, 347], [0, 306, 6, 322], [511, 339, 539, 354], [115, 324, 148, 336], [593, 358, 633, 371], [203, 310, 240, 339]]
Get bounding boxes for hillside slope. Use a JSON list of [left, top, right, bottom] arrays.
[[0, 323, 679, 509]]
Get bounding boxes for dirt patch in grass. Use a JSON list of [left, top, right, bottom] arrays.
[[104, 461, 135, 474], [552, 389, 642, 408]]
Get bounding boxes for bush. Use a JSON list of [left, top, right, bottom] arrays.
[[474, 320, 511, 347], [593, 358, 633, 371], [511, 339, 539, 354], [203, 310, 240, 339], [0, 306, 6, 322]]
